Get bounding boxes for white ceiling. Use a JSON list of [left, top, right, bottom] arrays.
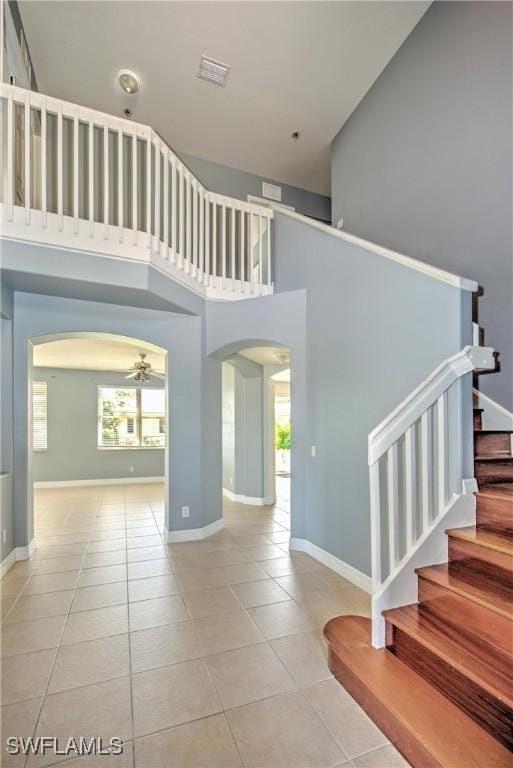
[[33, 338, 166, 372], [239, 346, 289, 367], [20, 1, 429, 195]]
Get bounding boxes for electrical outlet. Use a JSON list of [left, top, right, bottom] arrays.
[[311, 445, 317, 458], [182, 506, 190, 518], [129, 466, 134, 473], [2, 530, 6, 544], [336, 217, 344, 230]]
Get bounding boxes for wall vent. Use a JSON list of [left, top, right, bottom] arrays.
[[198, 56, 230, 87], [262, 182, 282, 202]]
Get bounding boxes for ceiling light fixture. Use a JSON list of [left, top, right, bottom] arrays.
[[118, 69, 140, 95], [198, 56, 230, 87]]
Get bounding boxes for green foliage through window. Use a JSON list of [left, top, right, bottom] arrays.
[[275, 422, 291, 450]]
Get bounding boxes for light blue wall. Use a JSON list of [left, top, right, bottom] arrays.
[[32, 368, 165, 483], [270, 213, 470, 575], [331, 1, 513, 411], [1, 284, 15, 561], [179, 152, 331, 222]]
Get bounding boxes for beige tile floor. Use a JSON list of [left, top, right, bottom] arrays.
[[1, 483, 409, 768]]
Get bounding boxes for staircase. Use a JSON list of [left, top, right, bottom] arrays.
[[325, 402, 513, 765]]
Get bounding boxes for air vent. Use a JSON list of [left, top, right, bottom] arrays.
[[198, 56, 230, 87], [262, 182, 282, 202]]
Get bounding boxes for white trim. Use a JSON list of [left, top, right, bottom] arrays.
[[289, 537, 372, 594], [34, 476, 164, 488], [223, 488, 275, 506], [473, 387, 513, 431], [165, 518, 224, 543], [247, 195, 295, 214], [1, 538, 37, 578], [0, 549, 16, 578], [369, 346, 495, 464], [277, 208, 478, 292]]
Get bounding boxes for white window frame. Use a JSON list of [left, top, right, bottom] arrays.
[[97, 385, 166, 450]]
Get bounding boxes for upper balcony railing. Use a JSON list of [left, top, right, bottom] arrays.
[[0, 83, 273, 300]]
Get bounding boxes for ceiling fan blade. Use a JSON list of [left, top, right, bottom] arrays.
[[125, 372, 139, 379], [151, 372, 166, 380]]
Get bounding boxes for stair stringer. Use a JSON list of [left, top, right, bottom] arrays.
[[372, 484, 477, 648]]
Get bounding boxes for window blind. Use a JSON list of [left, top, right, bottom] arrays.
[[33, 380, 48, 451]]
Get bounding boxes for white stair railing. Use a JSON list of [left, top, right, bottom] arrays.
[[0, 83, 273, 300], [368, 345, 495, 647]]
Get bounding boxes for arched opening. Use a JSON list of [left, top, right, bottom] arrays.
[[27, 331, 168, 554], [220, 343, 292, 542]]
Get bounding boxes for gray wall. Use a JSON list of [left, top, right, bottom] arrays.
[[270, 212, 472, 575], [32, 368, 165, 483], [331, 1, 513, 411], [1, 284, 14, 561], [222, 356, 266, 500], [179, 152, 331, 222]]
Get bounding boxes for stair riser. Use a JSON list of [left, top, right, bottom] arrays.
[[448, 538, 513, 585], [475, 433, 512, 459], [475, 462, 513, 485], [387, 624, 513, 750], [417, 579, 513, 670], [476, 494, 513, 534]]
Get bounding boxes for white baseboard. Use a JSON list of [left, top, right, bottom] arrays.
[[223, 488, 275, 506], [34, 476, 165, 489], [473, 388, 513, 431], [1, 537, 37, 578], [165, 518, 224, 543], [289, 537, 372, 594]]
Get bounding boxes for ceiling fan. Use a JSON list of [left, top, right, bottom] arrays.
[[124, 353, 165, 382]]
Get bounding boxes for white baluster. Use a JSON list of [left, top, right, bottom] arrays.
[[178, 164, 184, 269], [6, 91, 13, 221], [198, 187, 204, 282], [24, 95, 30, 223], [258, 215, 263, 293], [57, 103, 63, 231], [387, 443, 399, 572], [420, 410, 432, 532], [146, 134, 151, 248], [404, 425, 416, 550], [88, 118, 94, 236], [41, 101, 47, 228], [231, 205, 236, 290], [240, 208, 245, 289], [170, 156, 176, 264], [369, 461, 382, 589], [118, 128, 123, 242], [163, 147, 169, 260], [192, 179, 197, 277], [72, 112, 79, 233], [204, 193, 210, 282], [212, 200, 217, 287], [185, 173, 191, 273], [103, 125, 108, 239], [154, 137, 160, 254], [437, 392, 448, 509], [266, 214, 272, 290], [131, 131, 137, 244], [221, 203, 226, 289]]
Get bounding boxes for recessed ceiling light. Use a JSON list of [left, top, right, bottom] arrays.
[[198, 56, 230, 87], [118, 69, 140, 95]]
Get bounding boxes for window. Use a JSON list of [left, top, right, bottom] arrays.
[[33, 381, 47, 451], [98, 386, 166, 449]]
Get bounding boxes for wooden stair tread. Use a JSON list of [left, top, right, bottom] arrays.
[[324, 615, 513, 768], [478, 483, 513, 499], [446, 526, 513, 556], [416, 563, 513, 619], [384, 605, 512, 704]]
